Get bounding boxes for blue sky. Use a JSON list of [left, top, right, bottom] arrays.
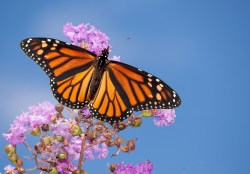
[[1, 0, 250, 173]]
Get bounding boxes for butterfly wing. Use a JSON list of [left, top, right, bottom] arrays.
[[90, 61, 181, 123], [20, 38, 96, 108]]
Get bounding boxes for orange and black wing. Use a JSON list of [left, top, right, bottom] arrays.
[[89, 69, 133, 123], [20, 38, 96, 108], [90, 61, 181, 123]]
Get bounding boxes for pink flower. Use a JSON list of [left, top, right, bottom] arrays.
[[3, 126, 27, 145], [97, 142, 108, 159], [63, 22, 111, 55], [115, 163, 136, 174], [50, 118, 72, 139], [56, 159, 76, 173], [135, 161, 154, 174], [3, 101, 56, 145], [115, 161, 153, 174], [153, 109, 176, 127], [80, 107, 91, 118], [65, 136, 82, 160]]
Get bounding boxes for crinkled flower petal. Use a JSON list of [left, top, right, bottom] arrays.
[[4, 164, 16, 173], [115, 161, 154, 174], [153, 109, 176, 127], [63, 22, 112, 55]]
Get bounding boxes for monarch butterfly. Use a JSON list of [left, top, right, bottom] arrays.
[[20, 38, 181, 124]]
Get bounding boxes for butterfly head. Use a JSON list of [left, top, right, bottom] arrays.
[[100, 46, 110, 58]]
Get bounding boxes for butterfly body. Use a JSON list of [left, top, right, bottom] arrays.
[[89, 48, 109, 100], [20, 38, 181, 124]]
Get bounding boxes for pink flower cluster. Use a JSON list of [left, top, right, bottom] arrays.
[[153, 109, 176, 127], [63, 22, 111, 55], [3, 101, 56, 145], [115, 161, 154, 174]]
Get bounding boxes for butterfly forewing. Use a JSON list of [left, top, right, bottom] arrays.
[[20, 38, 96, 80], [20, 38, 97, 108], [109, 61, 181, 108]]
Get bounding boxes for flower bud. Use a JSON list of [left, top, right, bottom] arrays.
[[142, 110, 153, 117], [105, 139, 115, 147], [55, 104, 64, 113], [17, 158, 23, 167], [5, 144, 16, 154], [8, 152, 18, 163], [70, 124, 83, 136], [30, 126, 41, 136], [109, 163, 118, 172], [34, 142, 45, 154], [120, 145, 129, 152], [115, 137, 123, 147], [87, 131, 97, 141], [130, 116, 142, 127], [41, 124, 50, 132], [57, 152, 67, 159], [75, 115, 82, 123], [56, 112, 64, 118], [93, 125, 104, 135], [117, 122, 126, 130], [42, 136, 53, 145], [127, 140, 135, 151], [49, 167, 58, 174], [54, 135, 64, 142], [104, 132, 112, 140], [50, 115, 58, 123]]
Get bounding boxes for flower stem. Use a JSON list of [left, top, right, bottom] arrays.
[[23, 141, 38, 166], [77, 124, 90, 171]]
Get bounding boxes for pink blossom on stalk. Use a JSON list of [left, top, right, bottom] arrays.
[[135, 161, 154, 174], [27, 101, 56, 130], [63, 22, 112, 55], [28, 101, 56, 123], [50, 118, 72, 139], [3, 101, 56, 145], [97, 142, 108, 159], [153, 109, 176, 127], [84, 147, 94, 160], [3, 112, 28, 144], [83, 138, 108, 160], [56, 159, 76, 174], [65, 136, 82, 160], [63, 22, 89, 45], [80, 107, 91, 118], [114, 163, 136, 173], [115, 161, 154, 174], [3, 125, 27, 145]]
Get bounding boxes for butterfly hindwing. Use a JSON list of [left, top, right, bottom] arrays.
[[51, 64, 95, 109], [89, 70, 133, 123]]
